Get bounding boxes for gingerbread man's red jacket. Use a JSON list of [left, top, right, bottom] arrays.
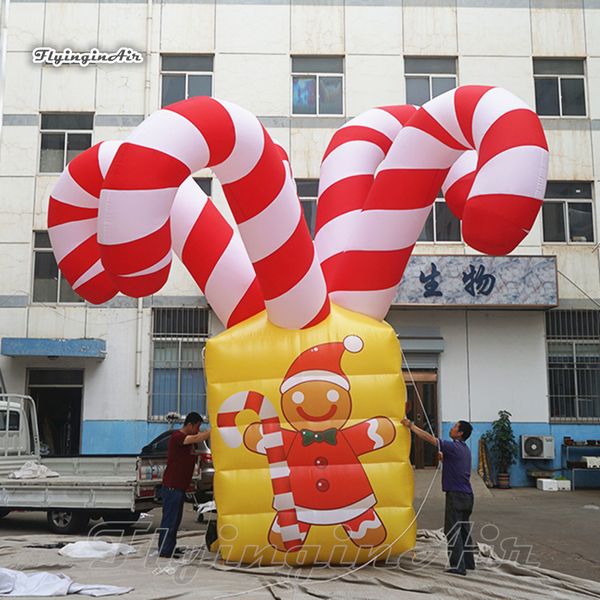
[[267, 419, 386, 525]]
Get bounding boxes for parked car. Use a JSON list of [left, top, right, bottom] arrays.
[[140, 427, 214, 504]]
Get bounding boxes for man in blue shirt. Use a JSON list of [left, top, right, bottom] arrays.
[[401, 418, 475, 576]]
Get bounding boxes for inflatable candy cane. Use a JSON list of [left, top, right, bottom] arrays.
[[48, 140, 265, 327], [321, 86, 548, 320], [315, 104, 418, 312], [217, 391, 303, 551], [97, 96, 329, 330]]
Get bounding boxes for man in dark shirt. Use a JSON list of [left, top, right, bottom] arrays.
[[401, 417, 475, 576], [158, 412, 210, 558]]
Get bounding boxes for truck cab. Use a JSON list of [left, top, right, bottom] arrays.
[[0, 394, 204, 534], [0, 395, 39, 470]]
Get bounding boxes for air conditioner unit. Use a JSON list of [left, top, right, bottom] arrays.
[[521, 435, 555, 460]]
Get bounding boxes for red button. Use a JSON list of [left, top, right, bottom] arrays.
[[315, 456, 328, 468], [316, 479, 329, 492]]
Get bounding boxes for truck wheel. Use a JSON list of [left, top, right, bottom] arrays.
[[102, 510, 141, 524], [0, 509, 10, 519], [47, 510, 90, 534]]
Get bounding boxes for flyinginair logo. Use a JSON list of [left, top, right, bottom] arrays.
[[32, 47, 143, 67]]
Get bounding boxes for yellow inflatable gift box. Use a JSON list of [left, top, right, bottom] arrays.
[[209, 304, 414, 565]]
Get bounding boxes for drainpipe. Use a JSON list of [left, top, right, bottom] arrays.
[[134, 0, 153, 388]]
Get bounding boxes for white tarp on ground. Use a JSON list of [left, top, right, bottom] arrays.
[[1, 529, 600, 599], [8, 461, 59, 479], [0, 568, 132, 597], [58, 541, 136, 559]]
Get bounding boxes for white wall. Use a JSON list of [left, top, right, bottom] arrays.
[[388, 308, 548, 424], [464, 311, 548, 423], [0, 1, 598, 430]]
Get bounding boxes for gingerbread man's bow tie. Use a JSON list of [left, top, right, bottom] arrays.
[[301, 428, 337, 446]]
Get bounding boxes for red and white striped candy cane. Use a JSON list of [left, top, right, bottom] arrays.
[[98, 96, 329, 330], [48, 142, 122, 305], [48, 140, 265, 328], [217, 391, 302, 551], [314, 105, 418, 313], [441, 149, 478, 219], [324, 85, 548, 320]]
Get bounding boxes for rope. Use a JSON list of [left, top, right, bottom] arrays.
[[557, 269, 600, 311], [401, 347, 436, 435]]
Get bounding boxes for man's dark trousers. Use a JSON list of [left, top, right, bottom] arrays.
[[444, 491, 475, 573], [158, 487, 185, 557]]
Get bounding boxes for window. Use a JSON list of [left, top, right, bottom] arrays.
[[547, 310, 600, 422], [32, 232, 83, 303], [292, 56, 343, 116], [405, 57, 457, 106], [161, 55, 213, 108], [534, 58, 586, 117], [542, 182, 594, 243], [193, 178, 212, 197], [150, 307, 209, 419], [296, 179, 318, 238], [39, 113, 93, 173], [417, 193, 461, 242]]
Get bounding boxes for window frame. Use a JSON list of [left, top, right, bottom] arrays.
[[149, 307, 210, 421], [533, 58, 587, 118], [404, 57, 457, 106], [31, 231, 84, 305], [39, 113, 94, 174], [542, 182, 595, 245], [160, 54, 214, 109], [416, 198, 462, 244], [291, 56, 345, 117], [295, 178, 318, 238]]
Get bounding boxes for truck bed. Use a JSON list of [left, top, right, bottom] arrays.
[[0, 455, 155, 511]]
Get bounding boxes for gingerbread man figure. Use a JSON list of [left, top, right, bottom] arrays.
[[243, 335, 396, 551]]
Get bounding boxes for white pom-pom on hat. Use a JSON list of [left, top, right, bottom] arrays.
[[343, 335, 364, 353]]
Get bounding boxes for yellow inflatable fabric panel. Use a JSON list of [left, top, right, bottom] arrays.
[[207, 303, 415, 565]]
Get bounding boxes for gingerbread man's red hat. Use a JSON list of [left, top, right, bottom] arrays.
[[279, 335, 364, 394]]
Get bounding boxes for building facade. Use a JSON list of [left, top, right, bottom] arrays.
[[1, 0, 599, 486]]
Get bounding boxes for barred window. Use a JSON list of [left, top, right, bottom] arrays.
[[546, 310, 600, 422], [150, 307, 209, 419]]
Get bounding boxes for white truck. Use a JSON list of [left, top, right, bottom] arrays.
[[0, 394, 202, 534]]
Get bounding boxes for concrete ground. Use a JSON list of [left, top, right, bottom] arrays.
[[0, 470, 598, 583], [413, 467, 600, 582]]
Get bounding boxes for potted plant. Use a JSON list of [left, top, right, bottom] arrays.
[[482, 410, 519, 489]]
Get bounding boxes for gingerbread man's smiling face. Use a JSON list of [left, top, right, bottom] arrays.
[[282, 381, 352, 432]]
